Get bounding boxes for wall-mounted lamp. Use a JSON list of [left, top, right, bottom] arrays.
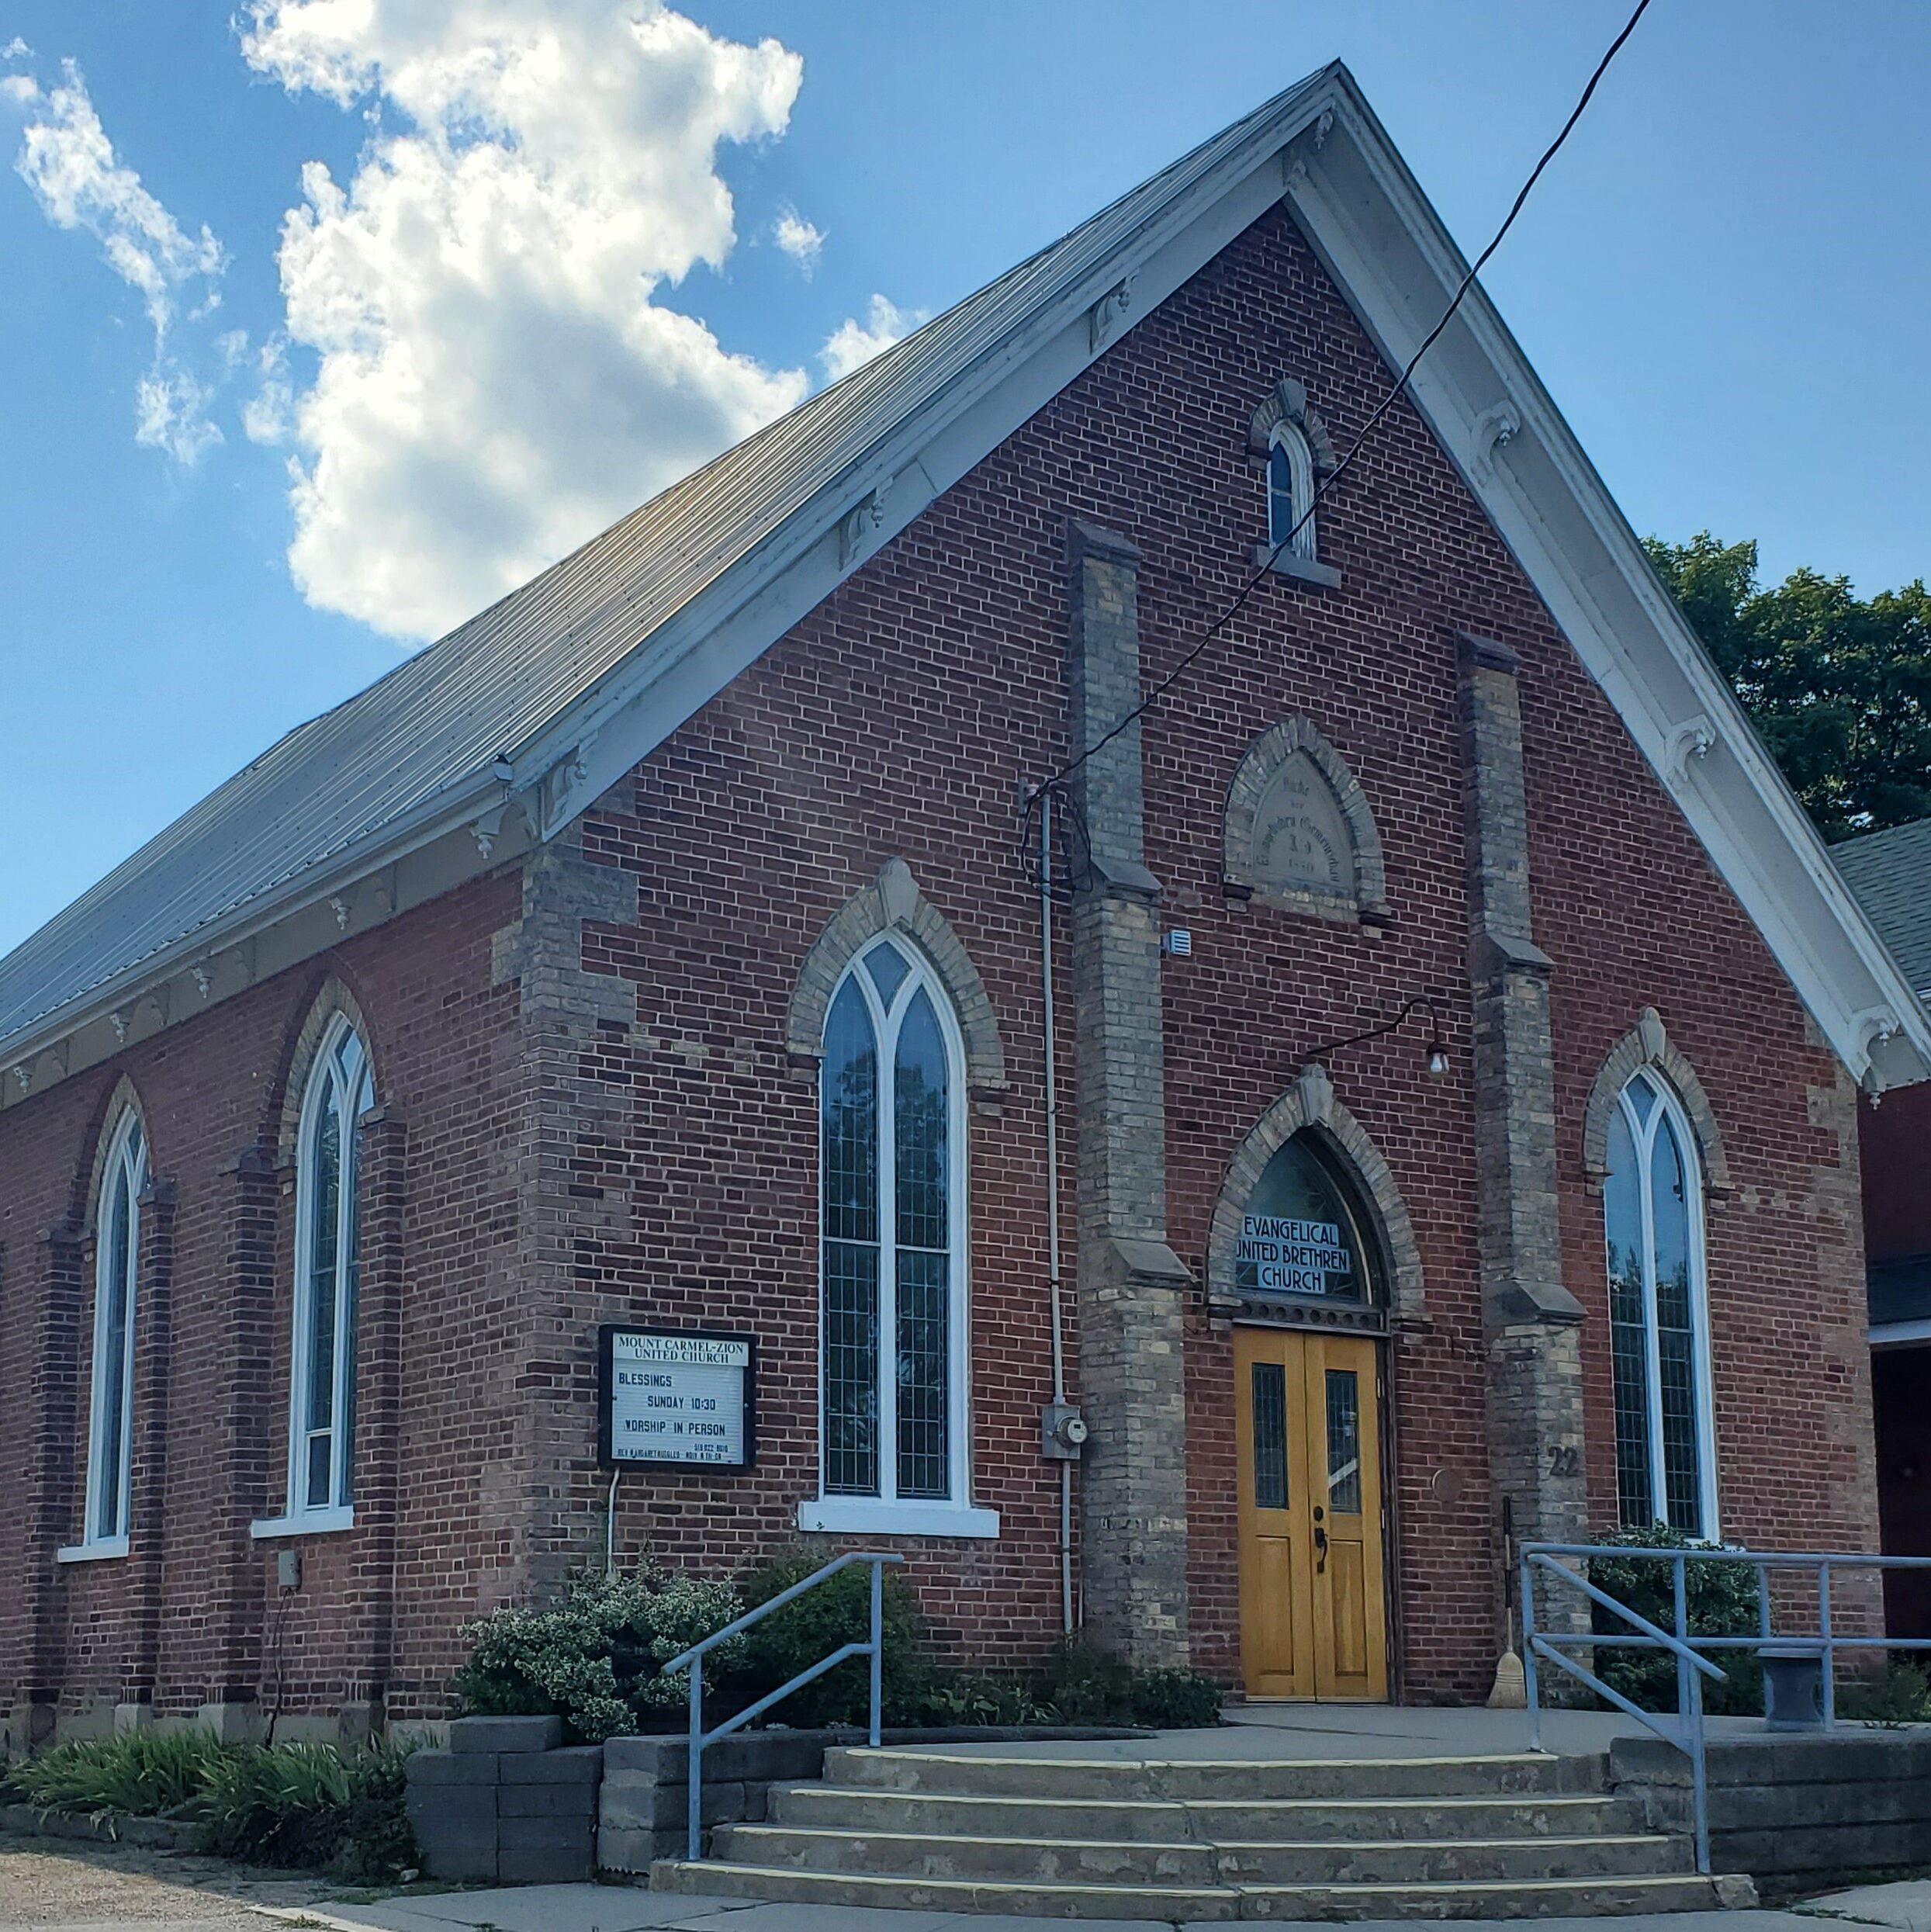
[[1304, 992, 1452, 1079]]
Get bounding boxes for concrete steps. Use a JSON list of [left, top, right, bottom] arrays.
[[649, 1742, 1757, 1920]]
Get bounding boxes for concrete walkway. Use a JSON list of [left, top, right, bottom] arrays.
[[256, 1885, 1902, 1932]]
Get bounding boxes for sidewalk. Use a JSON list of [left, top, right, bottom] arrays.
[[258, 1882, 1884, 1932]]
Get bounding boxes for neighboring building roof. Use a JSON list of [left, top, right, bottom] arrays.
[[1836, 816, 1931, 1001], [3, 62, 1929, 1099]]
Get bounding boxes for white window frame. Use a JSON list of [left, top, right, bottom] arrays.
[[254, 1013, 372, 1539], [1268, 420, 1318, 560], [1607, 1072, 1721, 1539], [57, 1112, 147, 1563], [798, 939, 996, 1539]]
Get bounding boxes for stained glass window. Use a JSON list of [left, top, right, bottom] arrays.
[[290, 1014, 373, 1518], [83, 1113, 147, 1547], [819, 941, 964, 1508], [1603, 1072, 1714, 1536], [1237, 1133, 1381, 1304]]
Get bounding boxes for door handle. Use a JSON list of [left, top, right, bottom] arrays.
[[1313, 1524, 1329, 1574]]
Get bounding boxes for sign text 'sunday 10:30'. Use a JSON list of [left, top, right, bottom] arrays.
[[604, 1331, 750, 1466]]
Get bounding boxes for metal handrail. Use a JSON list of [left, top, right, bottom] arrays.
[[1521, 1540, 1931, 1878], [659, 1549, 904, 1862]]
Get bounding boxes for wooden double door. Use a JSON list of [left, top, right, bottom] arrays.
[[1234, 1328, 1388, 1700]]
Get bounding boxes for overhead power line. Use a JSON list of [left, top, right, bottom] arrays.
[[1040, 0, 1655, 795]]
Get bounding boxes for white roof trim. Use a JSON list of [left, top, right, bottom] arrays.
[[7, 65, 1926, 1093], [1278, 74, 1929, 1087]]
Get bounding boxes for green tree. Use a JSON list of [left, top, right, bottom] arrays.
[[1644, 532, 1931, 841]]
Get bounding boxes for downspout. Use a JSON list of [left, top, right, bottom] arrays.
[[1040, 786, 1075, 1633]]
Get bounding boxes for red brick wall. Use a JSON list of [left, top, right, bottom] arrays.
[[0, 877, 524, 1733], [1862, 1083, 1931, 1263], [0, 199, 1877, 1725]]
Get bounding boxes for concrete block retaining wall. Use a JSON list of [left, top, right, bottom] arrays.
[[1613, 1731, 1931, 1878], [405, 1716, 602, 1884]]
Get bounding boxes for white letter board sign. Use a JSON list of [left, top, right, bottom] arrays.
[[597, 1326, 755, 1470]]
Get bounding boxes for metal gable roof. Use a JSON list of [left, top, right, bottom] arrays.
[[1836, 815, 1931, 1000], [0, 71, 1331, 1060]]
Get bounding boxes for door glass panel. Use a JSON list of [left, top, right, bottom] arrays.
[[1251, 1360, 1289, 1511], [1324, 1368, 1362, 1515]]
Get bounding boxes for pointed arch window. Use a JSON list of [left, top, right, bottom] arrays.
[[265, 1013, 373, 1535], [60, 1113, 147, 1560], [1267, 421, 1318, 560], [1604, 1072, 1718, 1536], [802, 937, 996, 1537]]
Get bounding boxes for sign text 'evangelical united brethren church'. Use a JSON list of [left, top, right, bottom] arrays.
[[597, 1327, 755, 1469], [1238, 1215, 1354, 1297]]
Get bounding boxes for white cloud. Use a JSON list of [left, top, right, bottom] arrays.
[[241, 0, 814, 643], [821, 293, 926, 383], [772, 203, 822, 272], [239, 335, 296, 445], [2, 39, 31, 61], [5, 59, 227, 462]]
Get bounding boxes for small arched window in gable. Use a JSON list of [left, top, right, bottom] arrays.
[[287, 1013, 374, 1525], [1248, 377, 1340, 587], [72, 1111, 147, 1555], [1268, 421, 1317, 561], [1603, 1071, 1718, 1537]]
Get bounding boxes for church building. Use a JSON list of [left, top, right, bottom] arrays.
[[2, 65, 1925, 1746]]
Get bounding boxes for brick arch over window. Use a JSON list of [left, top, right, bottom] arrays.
[[274, 976, 379, 1165], [786, 859, 1005, 1091], [1207, 1064, 1425, 1321], [1582, 1008, 1732, 1200], [1224, 717, 1391, 923], [79, 1073, 151, 1231], [1246, 376, 1338, 472]]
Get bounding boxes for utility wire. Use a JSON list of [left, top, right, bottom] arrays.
[[1040, 0, 1654, 794]]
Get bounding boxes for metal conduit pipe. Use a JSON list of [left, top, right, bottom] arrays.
[[1040, 786, 1075, 1633]]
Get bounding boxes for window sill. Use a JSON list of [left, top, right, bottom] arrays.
[[1250, 544, 1342, 589], [56, 1537, 130, 1564], [797, 1497, 1000, 1540], [249, 1507, 356, 1540]]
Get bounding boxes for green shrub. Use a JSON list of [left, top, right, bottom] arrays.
[[196, 1738, 415, 1878], [339, 1737, 419, 1881], [454, 1563, 746, 1743], [1587, 1525, 1763, 1716], [1839, 1660, 1931, 1728], [11, 1729, 227, 1818], [199, 1742, 350, 1866], [735, 1551, 933, 1727], [1128, 1665, 1226, 1729], [1030, 1636, 1223, 1727], [910, 1672, 1050, 1727]]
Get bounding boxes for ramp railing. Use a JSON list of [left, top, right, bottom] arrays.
[[659, 1549, 902, 1863], [1521, 1541, 1931, 1876]]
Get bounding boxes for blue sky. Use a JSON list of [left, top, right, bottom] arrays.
[[2, 0, 1927, 957]]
